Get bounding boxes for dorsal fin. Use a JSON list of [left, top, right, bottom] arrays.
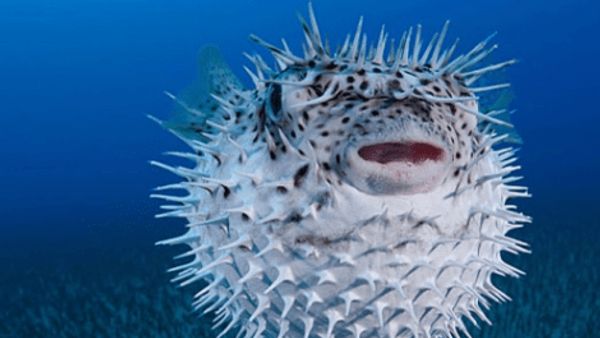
[[479, 88, 523, 145], [166, 46, 244, 140], [477, 68, 522, 145]]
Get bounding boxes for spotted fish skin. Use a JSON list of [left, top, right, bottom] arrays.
[[152, 4, 530, 338]]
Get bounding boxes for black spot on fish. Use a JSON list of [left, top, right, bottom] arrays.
[[325, 62, 337, 70], [270, 84, 282, 115], [212, 154, 222, 166], [223, 185, 231, 199], [389, 79, 401, 89], [288, 213, 303, 223], [294, 164, 310, 187]]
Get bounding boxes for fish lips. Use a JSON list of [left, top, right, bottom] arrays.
[[339, 139, 452, 195]]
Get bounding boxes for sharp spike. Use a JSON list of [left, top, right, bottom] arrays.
[[156, 230, 200, 246], [447, 32, 497, 73], [238, 259, 264, 284], [194, 275, 224, 298], [264, 265, 295, 294], [350, 16, 364, 60], [412, 24, 423, 66], [174, 243, 211, 259], [217, 308, 242, 338], [167, 257, 201, 273], [218, 234, 252, 251], [325, 309, 344, 338], [226, 135, 248, 162], [357, 33, 368, 68], [401, 26, 413, 65], [393, 30, 407, 69], [290, 81, 336, 108], [149, 193, 198, 203], [195, 254, 233, 277], [307, 2, 324, 56], [462, 59, 517, 79], [146, 114, 163, 126], [235, 170, 263, 185], [281, 38, 292, 55], [212, 308, 231, 329], [339, 34, 351, 57], [415, 93, 476, 103], [210, 93, 235, 110], [387, 38, 396, 64], [419, 32, 438, 65], [439, 37, 460, 68], [244, 66, 261, 88], [340, 290, 361, 316], [302, 289, 324, 312], [302, 317, 314, 338], [248, 293, 270, 322], [256, 235, 284, 257], [373, 25, 387, 64], [153, 182, 187, 192], [280, 294, 295, 319], [163, 91, 203, 116], [154, 208, 197, 219], [456, 102, 514, 127], [206, 119, 229, 132], [187, 215, 229, 228], [201, 176, 236, 187], [277, 319, 290, 338], [277, 128, 303, 157], [431, 20, 450, 67], [163, 151, 202, 161], [455, 44, 499, 74], [249, 34, 303, 64], [470, 83, 511, 93]]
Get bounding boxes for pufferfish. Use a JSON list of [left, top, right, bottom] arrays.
[[151, 4, 531, 338]]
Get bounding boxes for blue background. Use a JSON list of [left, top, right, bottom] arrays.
[[1, 0, 598, 337]]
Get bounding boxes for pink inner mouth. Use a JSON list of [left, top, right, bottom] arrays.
[[358, 142, 444, 164]]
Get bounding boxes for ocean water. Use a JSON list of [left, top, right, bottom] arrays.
[[1, 0, 598, 337]]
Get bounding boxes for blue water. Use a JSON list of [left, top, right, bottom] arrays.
[[1, 0, 598, 337]]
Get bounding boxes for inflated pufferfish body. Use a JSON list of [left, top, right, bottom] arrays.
[[152, 5, 530, 338]]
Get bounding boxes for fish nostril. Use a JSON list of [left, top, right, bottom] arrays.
[[358, 142, 444, 164]]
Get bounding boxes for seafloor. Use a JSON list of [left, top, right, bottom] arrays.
[[1, 211, 598, 338]]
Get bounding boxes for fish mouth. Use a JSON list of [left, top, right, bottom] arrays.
[[358, 141, 445, 165], [341, 139, 450, 195]]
